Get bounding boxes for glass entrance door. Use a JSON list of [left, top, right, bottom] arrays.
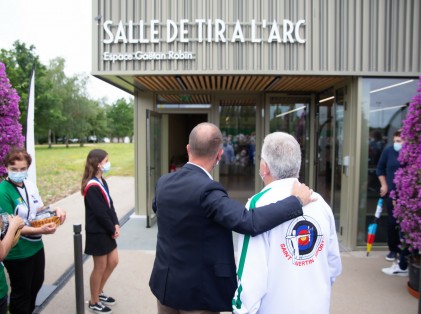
[[146, 110, 161, 227], [268, 96, 310, 183], [218, 100, 256, 204], [315, 88, 346, 233]]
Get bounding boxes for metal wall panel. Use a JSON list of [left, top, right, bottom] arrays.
[[92, 0, 421, 76]]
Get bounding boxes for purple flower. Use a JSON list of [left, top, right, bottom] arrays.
[[392, 76, 421, 251], [0, 62, 24, 177]]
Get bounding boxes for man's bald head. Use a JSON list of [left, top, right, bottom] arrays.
[[188, 122, 223, 160]]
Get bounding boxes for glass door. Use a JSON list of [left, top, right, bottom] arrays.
[[146, 110, 161, 227], [218, 100, 257, 204], [315, 88, 347, 234], [268, 96, 310, 183]]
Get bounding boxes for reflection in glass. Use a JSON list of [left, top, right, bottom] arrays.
[[357, 78, 417, 246], [269, 97, 310, 183], [219, 104, 256, 203]]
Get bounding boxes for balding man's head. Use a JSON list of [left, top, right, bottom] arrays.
[[189, 123, 223, 160]]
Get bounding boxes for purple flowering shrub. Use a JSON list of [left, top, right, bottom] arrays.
[[0, 62, 25, 177], [391, 76, 421, 251]]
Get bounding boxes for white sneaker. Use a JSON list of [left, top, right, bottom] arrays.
[[382, 263, 408, 276]]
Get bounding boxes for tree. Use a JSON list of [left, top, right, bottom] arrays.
[[0, 41, 47, 136], [106, 98, 134, 142], [0, 62, 25, 177]]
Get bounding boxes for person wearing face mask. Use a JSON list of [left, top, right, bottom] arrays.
[[376, 129, 404, 267], [0, 147, 66, 313], [81, 149, 119, 314], [149, 122, 315, 314]]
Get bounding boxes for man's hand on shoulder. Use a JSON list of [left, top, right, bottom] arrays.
[[292, 181, 316, 206]]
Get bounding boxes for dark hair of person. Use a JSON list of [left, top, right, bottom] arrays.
[[189, 123, 222, 159], [81, 149, 108, 194], [3, 146, 32, 168], [394, 129, 402, 137]]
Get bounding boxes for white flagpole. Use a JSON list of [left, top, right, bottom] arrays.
[[26, 66, 37, 184]]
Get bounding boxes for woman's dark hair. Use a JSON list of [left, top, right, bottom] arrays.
[[81, 149, 108, 194], [3, 147, 32, 168]]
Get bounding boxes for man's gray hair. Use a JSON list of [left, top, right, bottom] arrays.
[[261, 132, 301, 179]]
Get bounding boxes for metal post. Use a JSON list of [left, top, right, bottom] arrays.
[[73, 224, 85, 314], [418, 257, 421, 314]]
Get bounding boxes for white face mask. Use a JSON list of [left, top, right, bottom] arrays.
[[393, 142, 402, 152], [101, 161, 111, 173], [8, 171, 27, 183]]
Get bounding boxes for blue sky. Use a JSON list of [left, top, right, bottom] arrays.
[[0, 0, 131, 103]]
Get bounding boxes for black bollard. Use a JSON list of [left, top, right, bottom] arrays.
[[73, 224, 85, 314]]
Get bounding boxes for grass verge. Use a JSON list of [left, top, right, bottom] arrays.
[[34, 143, 134, 205]]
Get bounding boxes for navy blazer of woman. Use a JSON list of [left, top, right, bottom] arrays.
[[149, 163, 302, 311]]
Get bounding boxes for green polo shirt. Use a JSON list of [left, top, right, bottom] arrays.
[[0, 180, 43, 260]]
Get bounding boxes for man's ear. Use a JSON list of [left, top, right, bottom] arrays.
[[261, 159, 269, 176]]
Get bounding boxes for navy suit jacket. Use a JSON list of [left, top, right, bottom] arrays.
[[149, 163, 302, 311]]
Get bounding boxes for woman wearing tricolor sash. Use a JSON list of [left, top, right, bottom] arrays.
[[81, 149, 119, 314]]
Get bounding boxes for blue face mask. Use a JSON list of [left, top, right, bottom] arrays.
[[8, 171, 28, 183], [393, 143, 402, 152], [101, 161, 111, 173]]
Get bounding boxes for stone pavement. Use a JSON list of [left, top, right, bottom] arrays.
[[30, 176, 417, 313]]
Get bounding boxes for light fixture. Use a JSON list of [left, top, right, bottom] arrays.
[[176, 76, 187, 90], [319, 96, 334, 103], [369, 104, 408, 113], [370, 79, 414, 94], [264, 76, 281, 91], [276, 105, 306, 118]]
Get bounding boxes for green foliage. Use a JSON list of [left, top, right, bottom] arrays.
[[106, 98, 134, 141], [0, 41, 134, 146], [0, 41, 46, 135], [35, 143, 134, 205]]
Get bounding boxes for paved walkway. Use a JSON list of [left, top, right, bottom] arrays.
[[31, 176, 417, 313]]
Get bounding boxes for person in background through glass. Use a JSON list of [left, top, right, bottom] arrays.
[[376, 129, 403, 264]]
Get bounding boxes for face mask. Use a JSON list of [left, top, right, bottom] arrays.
[[393, 143, 402, 152], [101, 161, 111, 173], [8, 171, 27, 183], [259, 172, 265, 182]]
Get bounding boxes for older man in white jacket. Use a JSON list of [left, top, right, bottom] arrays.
[[232, 132, 342, 314]]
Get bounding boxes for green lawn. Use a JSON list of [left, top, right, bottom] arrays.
[[35, 143, 134, 205]]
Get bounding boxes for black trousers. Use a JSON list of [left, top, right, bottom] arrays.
[[0, 295, 7, 314], [4, 248, 45, 314], [386, 196, 400, 253]]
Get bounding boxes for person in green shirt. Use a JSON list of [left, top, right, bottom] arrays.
[[0, 215, 24, 314], [0, 147, 66, 313]]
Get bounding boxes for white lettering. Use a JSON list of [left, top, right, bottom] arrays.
[[283, 19, 294, 43], [150, 20, 159, 43], [207, 19, 212, 43], [251, 19, 261, 43], [128, 21, 137, 43], [231, 20, 245, 42], [167, 20, 178, 43], [139, 20, 148, 43], [101, 19, 306, 45], [114, 20, 128, 43], [295, 19, 306, 43], [268, 20, 281, 43], [214, 19, 226, 42], [103, 20, 114, 44], [196, 19, 205, 42], [179, 19, 189, 43]]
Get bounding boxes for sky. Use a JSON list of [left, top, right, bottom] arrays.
[[0, 0, 132, 103]]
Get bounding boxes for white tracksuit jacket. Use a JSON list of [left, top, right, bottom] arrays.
[[232, 178, 342, 314]]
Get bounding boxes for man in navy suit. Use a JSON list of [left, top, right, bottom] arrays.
[[149, 122, 313, 314]]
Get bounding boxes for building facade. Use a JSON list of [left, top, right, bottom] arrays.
[[92, 0, 421, 250]]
